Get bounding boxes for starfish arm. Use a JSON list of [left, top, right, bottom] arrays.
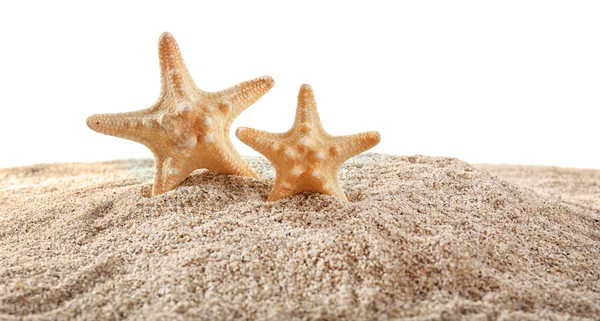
[[322, 176, 349, 202], [332, 131, 381, 161], [235, 126, 283, 160], [214, 76, 274, 120], [158, 32, 198, 97], [267, 173, 297, 202], [151, 154, 195, 195], [203, 139, 259, 178], [293, 84, 324, 131], [86, 109, 159, 146], [213, 154, 258, 178]]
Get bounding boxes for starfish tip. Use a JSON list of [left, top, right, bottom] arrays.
[[262, 75, 275, 85], [86, 114, 101, 131], [371, 131, 382, 145], [298, 84, 316, 101], [253, 76, 275, 91], [159, 32, 175, 42], [300, 83, 312, 91], [235, 127, 247, 137]]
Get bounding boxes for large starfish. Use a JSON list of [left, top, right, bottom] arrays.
[[236, 84, 381, 202], [87, 32, 274, 195]]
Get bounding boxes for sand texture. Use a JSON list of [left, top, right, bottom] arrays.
[[0, 154, 599, 320], [477, 163, 600, 210]]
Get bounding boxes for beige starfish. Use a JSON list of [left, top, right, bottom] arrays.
[[86, 32, 274, 195], [236, 84, 381, 202]]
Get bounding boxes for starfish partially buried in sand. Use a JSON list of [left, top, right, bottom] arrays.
[[236, 84, 381, 202], [86, 32, 274, 195]]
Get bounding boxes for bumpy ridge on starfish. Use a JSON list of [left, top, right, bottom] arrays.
[[158, 32, 198, 97], [236, 84, 380, 202], [87, 32, 274, 195]]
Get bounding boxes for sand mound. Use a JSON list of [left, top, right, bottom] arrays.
[[478, 163, 600, 210], [0, 154, 599, 320]]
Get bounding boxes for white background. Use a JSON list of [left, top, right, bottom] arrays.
[[0, 1, 598, 169]]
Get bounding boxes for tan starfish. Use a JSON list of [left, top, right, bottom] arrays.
[[86, 32, 274, 195], [236, 84, 381, 202]]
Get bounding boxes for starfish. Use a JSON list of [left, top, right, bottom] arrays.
[[236, 84, 381, 202], [86, 32, 274, 195]]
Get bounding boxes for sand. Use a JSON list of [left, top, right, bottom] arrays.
[[0, 154, 599, 321], [477, 163, 600, 210]]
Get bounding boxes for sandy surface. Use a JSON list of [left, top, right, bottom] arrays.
[[477, 163, 600, 210], [0, 154, 599, 320]]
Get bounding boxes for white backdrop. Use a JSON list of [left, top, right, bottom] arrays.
[[0, 1, 598, 169]]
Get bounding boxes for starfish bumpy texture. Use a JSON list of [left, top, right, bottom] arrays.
[[86, 32, 274, 195], [236, 84, 381, 202]]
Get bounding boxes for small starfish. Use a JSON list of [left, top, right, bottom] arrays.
[[236, 84, 381, 202], [87, 32, 274, 195]]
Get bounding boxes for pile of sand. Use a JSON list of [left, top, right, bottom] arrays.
[[478, 163, 600, 210], [0, 154, 599, 320]]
